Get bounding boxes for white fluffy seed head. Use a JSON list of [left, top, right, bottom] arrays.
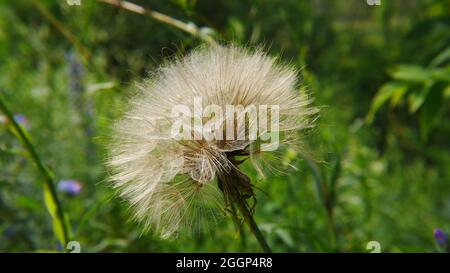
[[107, 45, 318, 238]]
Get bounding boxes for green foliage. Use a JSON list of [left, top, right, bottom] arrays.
[[0, 0, 449, 252], [368, 60, 449, 141], [367, 26, 450, 141]]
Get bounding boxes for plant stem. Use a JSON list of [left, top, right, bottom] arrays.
[[31, 0, 91, 63], [0, 95, 70, 247], [218, 170, 272, 253], [235, 194, 272, 253], [302, 153, 337, 248], [97, 0, 217, 46]]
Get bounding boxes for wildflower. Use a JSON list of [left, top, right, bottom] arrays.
[[434, 228, 447, 247], [57, 179, 82, 196], [107, 45, 317, 239], [13, 114, 29, 130], [65, 51, 84, 97], [0, 114, 30, 130]]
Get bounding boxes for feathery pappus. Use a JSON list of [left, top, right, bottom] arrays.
[[107, 45, 318, 238]]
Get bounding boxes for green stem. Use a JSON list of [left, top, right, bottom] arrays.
[[302, 153, 336, 249], [236, 195, 272, 253], [0, 95, 70, 247], [31, 0, 91, 63], [219, 170, 272, 253]]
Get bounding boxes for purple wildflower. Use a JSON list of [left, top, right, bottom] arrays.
[[0, 114, 29, 130], [13, 114, 30, 130], [57, 179, 82, 196], [434, 228, 446, 246]]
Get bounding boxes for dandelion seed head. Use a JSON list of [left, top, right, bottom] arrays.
[[107, 45, 318, 237]]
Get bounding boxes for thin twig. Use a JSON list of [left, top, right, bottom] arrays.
[[31, 0, 91, 62], [96, 0, 217, 46]]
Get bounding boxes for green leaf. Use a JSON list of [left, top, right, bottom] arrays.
[[387, 65, 431, 83], [430, 47, 450, 68], [327, 154, 341, 210], [419, 83, 446, 142], [75, 195, 111, 237], [275, 228, 295, 248], [389, 84, 409, 107], [86, 81, 117, 96], [431, 67, 450, 82], [301, 153, 326, 205], [16, 195, 41, 211], [0, 96, 70, 248], [408, 83, 433, 113], [366, 81, 409, 123], [43, 182, 67, 246], [444, 85, 450, 98]]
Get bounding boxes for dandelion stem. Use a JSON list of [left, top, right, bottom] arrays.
[[235, 194, 272, 253], [219, 170, 272, 253]]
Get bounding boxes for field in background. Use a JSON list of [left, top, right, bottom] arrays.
[[0, 0, 449, 252]]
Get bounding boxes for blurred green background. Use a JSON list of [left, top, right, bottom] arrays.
[[0, 0, 449, 252]]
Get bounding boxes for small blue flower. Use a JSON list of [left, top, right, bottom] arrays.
[[434, 228, 446, 246], [13, 114, 30, 130], [0, 114, 30, 130], [57, 179, 82, 196]]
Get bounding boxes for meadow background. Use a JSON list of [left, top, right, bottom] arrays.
[[0, 0, 449, 252]]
